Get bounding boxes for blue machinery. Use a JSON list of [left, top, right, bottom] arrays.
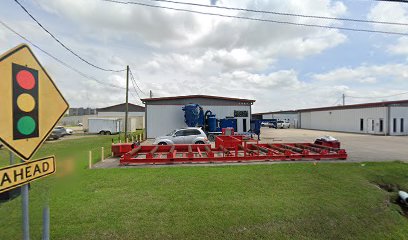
[[182, 104, 237, 140], [250, 119, 277, 140], [182, 104, 276, 140], [181, 104, 204, 128]]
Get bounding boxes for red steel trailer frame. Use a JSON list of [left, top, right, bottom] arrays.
[[112, 135, 347, 165]]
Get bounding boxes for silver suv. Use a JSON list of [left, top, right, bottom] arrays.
[[153, 128, 210, 145]]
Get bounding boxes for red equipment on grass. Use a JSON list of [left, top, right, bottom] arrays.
[[112, 134, 347, 165]]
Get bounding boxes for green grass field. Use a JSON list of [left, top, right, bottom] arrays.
[[0, 135, 407, 239]]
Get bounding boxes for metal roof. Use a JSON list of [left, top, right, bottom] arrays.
[[254, 99, 408, 114], [253, 110, 298, 115], [97, 103, 145, 112], [141, 95, 255, 103], [298, 99, 408, 112]]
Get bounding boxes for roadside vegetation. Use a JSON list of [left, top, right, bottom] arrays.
[[0, 135, 407, 239]]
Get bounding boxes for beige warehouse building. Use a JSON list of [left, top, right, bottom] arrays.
[[96, 103, 145, 132]]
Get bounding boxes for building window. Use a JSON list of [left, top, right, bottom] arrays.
[[360, 119, 364, 131], [401, 119, 404, 132], [393, 118, 397, 132], [379, 119, 383, 132]]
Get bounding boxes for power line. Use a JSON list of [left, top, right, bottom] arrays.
[[130, 82, 142, 101], [148, 0, 408, 27], [129, 69, 148, 104], [129, 89, 140, 101], [14, 0, 126, 73], [101, 0, 408, 36], [129, 69, 142, 100], [129, 69, 146, 95], [0, 19, 125, 90], [331, 96, 342, 106], [347, 91, 408, 99], [129, 69, 142, 101]]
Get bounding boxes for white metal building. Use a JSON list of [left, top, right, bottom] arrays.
[[299, 100, 408, 136], [96, 103, 145, 132], [142, 95, 255, 138]]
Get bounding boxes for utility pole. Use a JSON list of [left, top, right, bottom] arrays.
[[149, 90, 153, 98], [342, 93, 345, 106], [124, 65, 129, 138]]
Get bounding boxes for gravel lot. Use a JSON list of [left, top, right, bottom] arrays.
[[260, 128, 408, 162]]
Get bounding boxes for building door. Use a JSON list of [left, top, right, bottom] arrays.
[[243, 119, 247, 132], [367, 119, 375, 134]]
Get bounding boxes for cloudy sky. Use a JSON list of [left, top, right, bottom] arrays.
[[1, 0, 408, 113]]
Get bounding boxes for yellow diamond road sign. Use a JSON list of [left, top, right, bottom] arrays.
[[0, 44, 69, 160]]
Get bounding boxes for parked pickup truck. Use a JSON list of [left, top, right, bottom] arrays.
[[276, 120, 290, 129]]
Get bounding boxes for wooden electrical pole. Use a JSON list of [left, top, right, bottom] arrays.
[[342, 93, 345, 106], [124, 65, 129, 138]]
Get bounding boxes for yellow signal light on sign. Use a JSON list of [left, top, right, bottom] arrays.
[[17, 93, 36, 112]]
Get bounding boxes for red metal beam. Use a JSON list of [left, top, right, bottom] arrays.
[[115, 135, 348, 165]]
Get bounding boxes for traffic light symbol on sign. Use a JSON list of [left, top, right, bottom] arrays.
[[12, 63, 39, 140]]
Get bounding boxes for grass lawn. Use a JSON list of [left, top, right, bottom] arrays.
[[0, 136, 407, 239]]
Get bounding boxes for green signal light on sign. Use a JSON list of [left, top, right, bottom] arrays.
[[17, 116, 36, 135]]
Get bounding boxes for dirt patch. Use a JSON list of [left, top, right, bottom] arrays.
[[377, 183, 401, 192], [374, 182, 408, 218]]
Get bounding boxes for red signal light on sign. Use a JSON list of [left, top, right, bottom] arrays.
[[16, 70, 36, 90], [12, 63, 39, 140]]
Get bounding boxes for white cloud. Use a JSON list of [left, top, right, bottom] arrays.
[[368, 3, 408, 57], [142, 48, 273, 76], [217, 70, 303, 89], [368, 2, 408, 33], [192, 0, 348, 59], [388, 36, 408, 56], [313, 64, 408, 83], [34, 0, 348, 55], [1, 0, 371, 112]]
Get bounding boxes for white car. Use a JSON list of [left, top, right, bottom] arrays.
[[276, 120, 290, 129], [65, 128, 74, 135], [55, 126, 73, 136], [261, 122, 275, 128], [153, 128, 210, 145]]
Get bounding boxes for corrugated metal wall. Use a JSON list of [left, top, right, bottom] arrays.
[[97, 112, 145, 117], [390, 106, 408, 135], [300, 107, 388, 134], [146, 105, 251, 138]]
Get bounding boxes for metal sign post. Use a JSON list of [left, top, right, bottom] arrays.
[[9, 151, 14, 165], [42, 204, 50, 240], [21, 180, 29, 240]]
